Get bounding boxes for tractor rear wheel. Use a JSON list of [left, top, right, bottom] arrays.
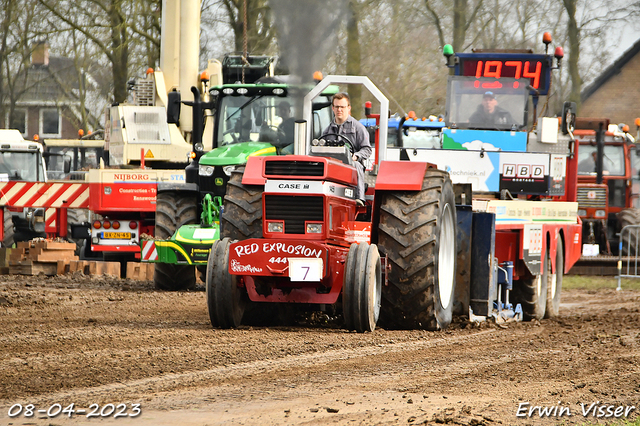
[[618, 208, 640, 255], [220, 167, 263, 240], [378, 168, 457, 330], [206, 238, 246, 328], [3, 208, 14, 248], [513, 267, 547, 321], [545, 238, 564, 318], [343, 242, 382, 332], [154, 191, 197, 291]]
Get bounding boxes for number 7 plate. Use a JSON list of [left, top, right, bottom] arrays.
[[288, 258, 323, 282]]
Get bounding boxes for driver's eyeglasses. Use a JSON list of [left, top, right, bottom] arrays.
[[332, 105, 349, 109]]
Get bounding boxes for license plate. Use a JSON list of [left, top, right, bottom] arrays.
[[102, 232, 132, 239], [288, 258, 323, 282]]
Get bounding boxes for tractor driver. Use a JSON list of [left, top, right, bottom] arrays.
[[469, 91, 515, 126], [321, 92, 371, 206]]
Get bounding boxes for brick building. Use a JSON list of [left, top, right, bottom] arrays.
[[580, 39, 640, 127], [1, 42, 91, 140]]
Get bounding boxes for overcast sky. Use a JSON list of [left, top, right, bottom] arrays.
[[611, 17, 640, 58]]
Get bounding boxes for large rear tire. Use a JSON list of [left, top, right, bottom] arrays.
[[220, 167, 263, 240], [378, 168, 457, 330], [545, 238, 563, 318], [619, 208, 640, 255], [154, 191, 197, 291], [206, 238, 246, 328], [3, 208, 14, 248], [343, 243, 382, 332]]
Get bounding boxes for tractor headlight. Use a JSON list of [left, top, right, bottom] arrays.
[[222, 165, 234, 176], [199, 165, 214, 176], [267, 221, 284, 233], [595, 209, 606, 218], [306, 223, 323, 234], [578, 209, 586, 217], [194, 142, 204, 152]]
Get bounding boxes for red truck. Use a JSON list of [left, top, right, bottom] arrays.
[[0, 167, 184, 269]]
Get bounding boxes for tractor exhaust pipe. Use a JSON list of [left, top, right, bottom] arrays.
[[294, 120, 307, 155]]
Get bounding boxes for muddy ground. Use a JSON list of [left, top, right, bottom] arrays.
[[0, 273, 639, 426]]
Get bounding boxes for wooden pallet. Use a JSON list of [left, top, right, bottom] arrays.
[[126, 262, 155, 281], [62, 260, 121, 277], [9, 260, 58, 276]]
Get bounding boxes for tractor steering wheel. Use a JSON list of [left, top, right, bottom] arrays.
[[320, 133, 355, 155]]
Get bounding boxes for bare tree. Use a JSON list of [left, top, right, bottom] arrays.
[[423, 0, 486, 51], [38, 0, 161, 104], [558, 0, 637, 110], [0, 0, 48, 132], [204, 0, 275, 56]]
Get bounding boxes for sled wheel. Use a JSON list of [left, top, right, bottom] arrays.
[[545, 238, 563, 318]]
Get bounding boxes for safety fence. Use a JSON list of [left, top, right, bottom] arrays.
[[617, 224, 640, 290]]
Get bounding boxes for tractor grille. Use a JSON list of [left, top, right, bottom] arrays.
[[577, 186, 607, 209], [265, 195, 323, 234], [265, 160, 324, 177], [199, 166, 228, 197]]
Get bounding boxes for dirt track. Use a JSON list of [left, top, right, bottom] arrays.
[[0, 273, 639, 425]]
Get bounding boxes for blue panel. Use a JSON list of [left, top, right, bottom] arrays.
[[470, 212, 497, 316], [454, 206, 473, 315]]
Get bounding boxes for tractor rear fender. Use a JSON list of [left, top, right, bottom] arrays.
[[375, 161, 437, 191]]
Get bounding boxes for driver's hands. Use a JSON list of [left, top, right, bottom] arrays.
[[352, 154, 358, 161]]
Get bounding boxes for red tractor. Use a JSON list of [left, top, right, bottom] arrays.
[[572, 117, 640, 273], [206, 76, 458, 332]]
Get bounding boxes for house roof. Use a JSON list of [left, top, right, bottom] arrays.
[[581, 38, 640, 102], [17, 56, 81, 104]]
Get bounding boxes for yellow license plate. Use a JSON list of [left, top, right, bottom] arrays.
[[102, 232, 132, 239]]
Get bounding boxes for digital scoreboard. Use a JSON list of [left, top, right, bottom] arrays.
[[455, 53, 553, 96]]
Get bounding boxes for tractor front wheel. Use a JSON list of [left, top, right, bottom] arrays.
[[618, 208, 640, 255], [206, 238, 246, 328], [378, 168, 457, 330], [343, 242, 382, 332], [154, 191, 197, 291]]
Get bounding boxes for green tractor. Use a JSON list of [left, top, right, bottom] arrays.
[[147, 70, 337, 290]]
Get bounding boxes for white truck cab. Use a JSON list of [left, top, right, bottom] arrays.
[[0, 130, 47, 183]]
